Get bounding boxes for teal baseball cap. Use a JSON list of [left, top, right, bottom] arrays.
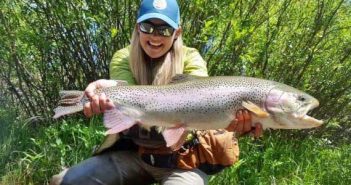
[[137, 0, 180, 29]]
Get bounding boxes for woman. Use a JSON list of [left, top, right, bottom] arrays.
[[51, 0, 262, 184]]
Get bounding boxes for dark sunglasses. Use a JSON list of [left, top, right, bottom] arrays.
[[139, 21, 175, 37]]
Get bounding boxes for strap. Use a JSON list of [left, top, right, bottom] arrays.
[[123, 125, 164, 141]]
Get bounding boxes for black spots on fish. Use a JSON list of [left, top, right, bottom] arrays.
[[104, 77, 274, 117], [104, 86, 148, 110]]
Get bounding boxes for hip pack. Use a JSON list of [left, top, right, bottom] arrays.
[[139, 129, 240, 175]]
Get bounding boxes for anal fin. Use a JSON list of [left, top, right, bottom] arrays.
[[162, 125, 186, 147]]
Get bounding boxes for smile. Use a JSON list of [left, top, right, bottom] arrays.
[[148, 41, 162, 47]]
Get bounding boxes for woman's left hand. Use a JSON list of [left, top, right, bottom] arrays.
[[226, 109, 263, 138]]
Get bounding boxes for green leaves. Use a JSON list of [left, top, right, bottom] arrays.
[[110, 28, 119, 38]]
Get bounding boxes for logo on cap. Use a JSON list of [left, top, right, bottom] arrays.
[[153, 0, 167, 10]]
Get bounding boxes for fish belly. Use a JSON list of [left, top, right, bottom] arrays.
[[140, 109, 235, 130]]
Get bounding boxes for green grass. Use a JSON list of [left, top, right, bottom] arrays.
[[0, 109, 105, 184], [1, 108, 350, 185], [209, 133, 351, 185]]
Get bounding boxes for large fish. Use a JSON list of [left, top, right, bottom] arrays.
[[54, 75, 323, 147]]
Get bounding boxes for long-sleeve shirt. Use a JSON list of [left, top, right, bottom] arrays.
[[108, 45, 208, 148]]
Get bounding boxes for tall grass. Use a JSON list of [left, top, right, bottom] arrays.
[[0, 109, 105, 184], [209, 132, 351, 185], [1, 109, 350, 184]]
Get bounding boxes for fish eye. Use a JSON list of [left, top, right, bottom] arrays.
[[298, 96, 306, 101]]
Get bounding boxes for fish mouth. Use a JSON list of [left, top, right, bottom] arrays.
[[296, 100, 323, 127], [300, 114, 323, 127]]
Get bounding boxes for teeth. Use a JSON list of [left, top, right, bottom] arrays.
[[149, 41, 162, 47]]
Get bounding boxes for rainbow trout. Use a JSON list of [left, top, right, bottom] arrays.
[[54, 75, 323, 147]]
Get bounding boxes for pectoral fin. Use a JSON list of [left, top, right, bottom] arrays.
[[103, 107, 137, 135], [242, 101, 270, 118]]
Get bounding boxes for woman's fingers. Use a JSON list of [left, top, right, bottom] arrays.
[[99, 93, 107, 113], [85, 82, 97, 98], [83, 102, 93, 117], [91, 95, 101, 114], [230, 109, 264, 138], [242, 110, 252, 133], [235, 110, 251, 134], [226, 118, 238, 132], [253, 122, 263, 138], [235, 110, 244, 134], [82, 79, 119, 118], [83, 93, 115, 118]]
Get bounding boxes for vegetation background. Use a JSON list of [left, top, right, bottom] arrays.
[[1, 0, 350, 184]]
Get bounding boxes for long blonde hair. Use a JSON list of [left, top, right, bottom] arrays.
[[129, 27, 184, 85]]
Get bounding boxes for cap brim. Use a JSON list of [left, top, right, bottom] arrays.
[[137, 13, 178, 29]]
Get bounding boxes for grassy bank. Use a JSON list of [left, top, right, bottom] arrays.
[[0, 110, 105, 184], [211, 133, 351, 184], [1, 110, 350, 184]]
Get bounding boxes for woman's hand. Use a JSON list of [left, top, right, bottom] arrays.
[[83, 79, 117, 117], [226, 110, 263, 138]]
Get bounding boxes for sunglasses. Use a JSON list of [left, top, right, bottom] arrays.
[[139, 21, 175, 37]]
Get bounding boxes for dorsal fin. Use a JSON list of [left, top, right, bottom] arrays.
[[115, 80, 128, 86], [169, 74, 202, 84]]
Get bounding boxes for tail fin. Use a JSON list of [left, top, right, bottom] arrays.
[[53, 90, 85, 119]]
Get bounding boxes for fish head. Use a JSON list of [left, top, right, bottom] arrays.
[[264, 85, 323, 129]]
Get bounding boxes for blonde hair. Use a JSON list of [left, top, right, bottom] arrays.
[[129, 27, 184, 85]]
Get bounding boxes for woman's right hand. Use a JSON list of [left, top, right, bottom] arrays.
[[83, 79, 117, 117], [226, 110, 263, 138]]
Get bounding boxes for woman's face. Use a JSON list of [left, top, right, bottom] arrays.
[[138, 19, 181, 59]]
